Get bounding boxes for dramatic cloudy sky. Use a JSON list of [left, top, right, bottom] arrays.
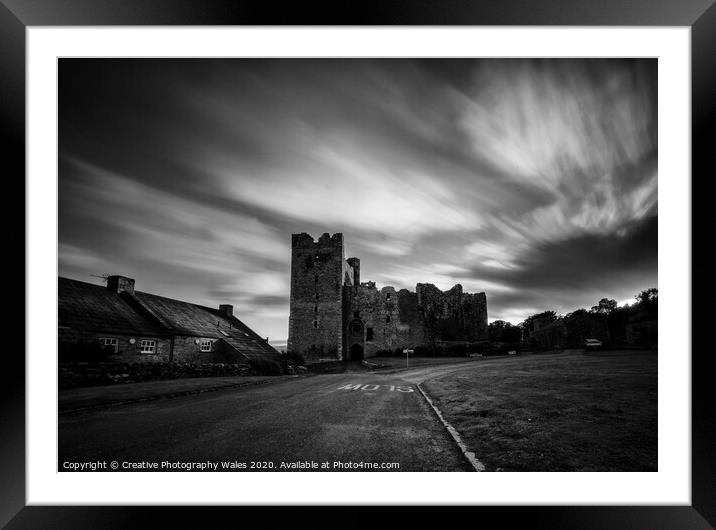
[[58, 59, 657, 346]]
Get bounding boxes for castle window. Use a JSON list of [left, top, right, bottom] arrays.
[[100, 337, 118, 353], [386, 315, 391, 323], [366, 328, 374, 341], [315, 292, 319, 300], [314, 305, 318, 313], [386, 292, 391, 300], [313, 320, 318, 329], [315, 274, 319, 283], [200, 340, 212, 352], [353, 311, 359, 318], [140, 340, 156, 354]]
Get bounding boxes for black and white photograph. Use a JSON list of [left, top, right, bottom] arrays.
[[57, 58, 658, 473]]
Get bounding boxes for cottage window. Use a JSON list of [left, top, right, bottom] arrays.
[[100, 337, 118, 353], [140, 340, 156, 354], [200, 340, 212, 352]]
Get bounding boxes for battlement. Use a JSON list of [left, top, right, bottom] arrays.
[[292, 232, 344, 249], [416, 282, 485, 298]]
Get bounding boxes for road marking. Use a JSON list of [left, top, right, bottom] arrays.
[[336, 383, 414, 393]]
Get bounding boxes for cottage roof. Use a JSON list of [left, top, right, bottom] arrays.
[[58, 278, 165, 337], [133, 291, 281, 362]]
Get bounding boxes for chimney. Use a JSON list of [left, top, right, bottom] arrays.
[[219, 304, 233, 318], [107, 275, 135, 296]]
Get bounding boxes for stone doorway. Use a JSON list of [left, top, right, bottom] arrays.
[[349, 343, 364, 361], [347, 318, 365, 361]]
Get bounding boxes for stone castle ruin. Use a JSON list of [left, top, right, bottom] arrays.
[[287, 233, 488, 362]]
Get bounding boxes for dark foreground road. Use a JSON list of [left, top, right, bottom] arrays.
[[59, 363, 476, 472]]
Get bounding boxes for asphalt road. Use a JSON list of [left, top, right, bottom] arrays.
[[59, 362, 477, 472]]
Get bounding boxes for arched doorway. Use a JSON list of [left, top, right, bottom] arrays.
[[346, 319, 365, 361], [349, 343, 364, 361]]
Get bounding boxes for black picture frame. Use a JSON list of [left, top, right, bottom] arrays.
[[4, 1, 713, 528]]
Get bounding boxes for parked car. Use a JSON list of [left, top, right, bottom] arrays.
[[584, 338, 603, 351]]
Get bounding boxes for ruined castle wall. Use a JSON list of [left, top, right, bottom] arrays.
[[287, 233, 345, 362], [463, 292, 488, 341], [346, 283, 423, 357], [343, 281, 485, 357], [417, 283, 488, 342], [395, 288, 426, 348]]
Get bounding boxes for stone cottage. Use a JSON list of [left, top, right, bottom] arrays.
[[58, 275, 281, 366]]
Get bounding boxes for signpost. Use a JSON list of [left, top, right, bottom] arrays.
[[403, 348, 414, 368]]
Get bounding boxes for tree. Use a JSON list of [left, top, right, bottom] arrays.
[[565, 308, 588, 320], [522, 310, 557, 330], [502, 323, 522, 343], [636, 288, 658, 304], [489, 320, 522, 343], [588, 298, 617, 344], [635, 288, 658, 318], [590, 298, 618, 316], [520, 310, 558, 346]]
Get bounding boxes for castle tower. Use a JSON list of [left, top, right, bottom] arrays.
[[287, 233, 346, 362]]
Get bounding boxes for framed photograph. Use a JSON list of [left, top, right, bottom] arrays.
[[6, 0, 712, 527]]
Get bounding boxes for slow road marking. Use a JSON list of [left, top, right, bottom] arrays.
[[336, 383, 414, 393]]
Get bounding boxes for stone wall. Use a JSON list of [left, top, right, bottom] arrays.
[[287, 232, 345, 362], [59, 361, 252, 389], [58, 332, 253, 364], [171, 336, 240, 363], [417, 283, 488, 342], [345, 281, 490, 358], [345, 283, 423, 358], [59, 329, 171, 363]]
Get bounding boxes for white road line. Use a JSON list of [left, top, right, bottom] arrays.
[[417, 383, 486, 472]]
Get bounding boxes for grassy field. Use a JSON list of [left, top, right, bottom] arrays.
[[422, 349, 657, 472]]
